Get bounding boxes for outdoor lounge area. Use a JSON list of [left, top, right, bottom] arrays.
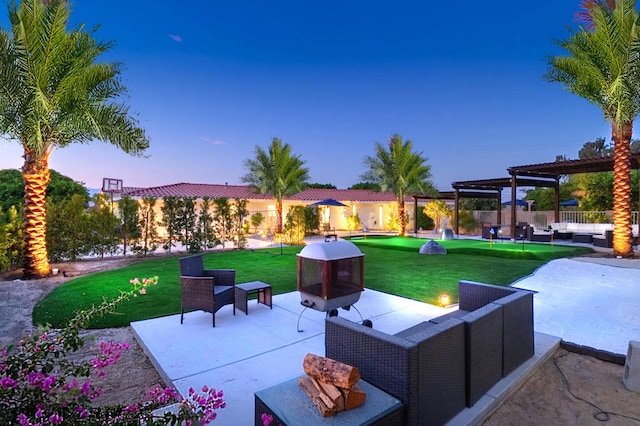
[[478, 220, 639, 251], [127, 252, 640, 426], [132, 284, 559, 425]]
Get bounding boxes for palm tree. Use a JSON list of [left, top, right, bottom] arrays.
[[361, 134, 435, 236], [0, 0, 149, 278], [545, 0, 639, 257], [242, 137, 309, 234]]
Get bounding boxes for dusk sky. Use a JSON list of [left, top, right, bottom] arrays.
[[0, 2, 615, 192]]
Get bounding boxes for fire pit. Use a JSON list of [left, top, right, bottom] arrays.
[[296, 240, 370, 331]]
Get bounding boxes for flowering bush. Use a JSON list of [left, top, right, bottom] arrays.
[[261, 413, 274, 425], [0, 276, 225, 425]]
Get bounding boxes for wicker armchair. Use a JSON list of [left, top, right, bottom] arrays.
[[179, 254, 235, 327], [325, 316, 466, 426]]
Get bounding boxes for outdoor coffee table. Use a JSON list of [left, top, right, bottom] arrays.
[[235, 281, 272, 314], [254, 376, 404, 425]]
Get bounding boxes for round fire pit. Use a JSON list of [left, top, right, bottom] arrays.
[[296, 240, 372, 331]]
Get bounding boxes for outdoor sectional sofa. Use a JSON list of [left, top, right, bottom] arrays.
[[551, 223, 640, 248], [325, 280, 534, 426], [430, 280, 534, 406], [325, 316, 466, 425]]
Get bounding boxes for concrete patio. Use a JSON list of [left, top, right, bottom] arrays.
[[132, 286, 562, 425]]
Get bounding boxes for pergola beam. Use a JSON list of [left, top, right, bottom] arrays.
[[412, 154, 640, 239]]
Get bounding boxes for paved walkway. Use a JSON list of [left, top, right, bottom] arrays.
[[514, 256, 640, 357]]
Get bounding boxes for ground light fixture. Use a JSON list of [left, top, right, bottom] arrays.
[[440, 294, 450, 308]]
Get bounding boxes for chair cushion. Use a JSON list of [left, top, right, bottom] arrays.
[[214, 285, 234, 296], [179, 254, 204, 276]]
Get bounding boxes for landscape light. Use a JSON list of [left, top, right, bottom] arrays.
[[440, 294, 450, 307]]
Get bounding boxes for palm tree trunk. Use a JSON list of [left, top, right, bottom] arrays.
[[398, 199, 406, 236], [22, 150, 51, 278], [612, 122, 634, 257], [276, 200, 283, 234]]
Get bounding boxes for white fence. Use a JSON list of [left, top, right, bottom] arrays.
[[472, 210, 639, 233]]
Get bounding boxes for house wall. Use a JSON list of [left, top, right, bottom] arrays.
[[283, 201, 400, 232], [125, 197, 409, 235]]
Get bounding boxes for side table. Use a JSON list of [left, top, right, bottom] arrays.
[[235, 281, 272, 315], [254, 376, 404, 426]]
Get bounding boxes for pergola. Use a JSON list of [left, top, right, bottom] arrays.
[[412, 154, 640, 239]]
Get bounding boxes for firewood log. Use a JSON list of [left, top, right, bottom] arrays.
[[302, 353, 361, 389], [298, 376, 337, 417], [341, 383, 367, 410], [309, 376, 345, 412]]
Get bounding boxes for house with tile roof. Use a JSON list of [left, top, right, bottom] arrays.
[[117, 182, 423, 233]]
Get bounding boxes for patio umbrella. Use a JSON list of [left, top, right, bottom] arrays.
[[310, 199, 347, 230], [560, 199, 579, 207], [501, 199, 528, 207], [310, 198, 348, 207]]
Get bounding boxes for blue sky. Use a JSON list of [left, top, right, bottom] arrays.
[[0, 1, 613, 191]]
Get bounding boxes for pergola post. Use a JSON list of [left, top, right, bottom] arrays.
[[511, 172, 517, 241], [496, 189, 502, 226], [413, 196, 418, 236], [554, 177, 560, 224], [454, 189, 460, 236]]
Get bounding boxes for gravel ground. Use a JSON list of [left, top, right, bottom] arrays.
[[0, 258, 165, 408]]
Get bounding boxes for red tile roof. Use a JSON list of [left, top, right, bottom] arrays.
[[121, 183, 409, 203], [289, 188, 401, 202], [122, 183, 272, 200]]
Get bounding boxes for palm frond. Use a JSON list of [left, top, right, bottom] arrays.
[[0, 0, 149, 158], [361, 134, 435, 199], [241, 137, 309, 200], [546, 0, 640, 126]]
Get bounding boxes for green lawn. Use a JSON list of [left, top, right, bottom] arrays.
[[33, 237, 593, 329], [348, 235, 589, 260]]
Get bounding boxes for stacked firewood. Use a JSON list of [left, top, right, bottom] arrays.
[[298, 353, 367, 417]]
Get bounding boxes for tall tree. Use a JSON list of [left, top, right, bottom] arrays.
[[177, 197, 198, 252], [349, 182, 381, 191], [361, 134, 435, 235], [579, 137, 613, 159], [212, 197, 232, 248], [0, 169, 87, 213], [232, 198, 249, 248], [198, 196, 216, 249], [0, 169, 25, 212], [137, 196, 159, 256], [87, 193, 119, 258], [306, 183, 337, 189], [118, 196, 140, 258], [423, 200, 453, 232], [2, 205, 24, 270], [241, 137, 309, 233], [525, 180, 578, 211], [545, 0, 640, 256], [160, 196, 180, 253], [0, 0, 148, 278], [46, 194, 90, 261]]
